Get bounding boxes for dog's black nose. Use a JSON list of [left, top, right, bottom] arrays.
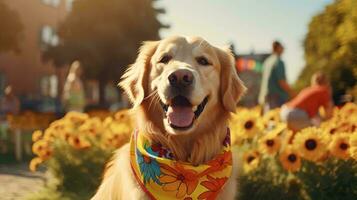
[[168, 69, 193, 88]]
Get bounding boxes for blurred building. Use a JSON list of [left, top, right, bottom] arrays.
[[0, 0, 74, 108], [235, 53, 270, 107]]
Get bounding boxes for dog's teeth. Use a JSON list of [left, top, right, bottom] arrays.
[[192, 106, 198, 111]]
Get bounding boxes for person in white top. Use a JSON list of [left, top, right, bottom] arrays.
[[259, 41, 294, 112], [62, 61, 86, 112]]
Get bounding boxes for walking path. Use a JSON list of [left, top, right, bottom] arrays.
[[0, 163, 45, 200]]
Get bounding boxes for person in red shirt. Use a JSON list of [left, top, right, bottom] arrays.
[[280, 72, 333, 132]]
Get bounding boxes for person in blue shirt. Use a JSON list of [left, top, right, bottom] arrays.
[[259, 41, 294, 112]]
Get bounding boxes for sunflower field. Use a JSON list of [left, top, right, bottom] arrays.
[[29, 103, 357, 200], [28, 110, 133, 200], [231, 103, 357, 200]]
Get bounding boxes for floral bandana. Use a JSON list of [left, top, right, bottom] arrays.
[[130, 128, 233, 200]]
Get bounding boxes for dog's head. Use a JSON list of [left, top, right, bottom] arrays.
[[120, 36, 246, 135]]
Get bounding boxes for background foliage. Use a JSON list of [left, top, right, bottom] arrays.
[[43, 0, 167, 104], [295, 0, 357, 104]]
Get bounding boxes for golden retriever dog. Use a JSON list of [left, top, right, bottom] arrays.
[[92, 36, 246, 200]]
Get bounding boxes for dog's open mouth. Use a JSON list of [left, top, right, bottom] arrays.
[[161, 95, 208, 130]]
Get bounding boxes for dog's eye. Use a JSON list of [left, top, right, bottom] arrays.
[[159, 55, 172, 64], [196, 56, 210, 66]]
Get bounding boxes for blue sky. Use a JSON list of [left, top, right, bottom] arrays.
[[156, 0, 333, 83]]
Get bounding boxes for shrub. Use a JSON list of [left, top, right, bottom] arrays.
[[29, 110, 132, 199]]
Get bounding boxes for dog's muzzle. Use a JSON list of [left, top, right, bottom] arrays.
[[161, 95, 209, 130]]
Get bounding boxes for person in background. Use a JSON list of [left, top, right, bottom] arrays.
[[0, 85, 20, 153], [0, 85, 20, 117], [259, 41, 294, 112], [62, 61, 86, 112], [280, 72, 333, 132]]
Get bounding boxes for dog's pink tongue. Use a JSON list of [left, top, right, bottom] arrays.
[[167, 106, 194, 127]]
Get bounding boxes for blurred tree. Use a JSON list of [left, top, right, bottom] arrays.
[[0, 0, 23, 53], [295, 0, 357, 105], [43, 0, 168, 106]]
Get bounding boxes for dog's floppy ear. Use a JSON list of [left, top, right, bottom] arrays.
[[217, 47, 246, 113], [119, 41, 159, 108]]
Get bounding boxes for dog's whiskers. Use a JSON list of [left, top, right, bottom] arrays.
[[148, 91, 160, 110], [153, 93, 161, 110], [144, 90, 158, 100]]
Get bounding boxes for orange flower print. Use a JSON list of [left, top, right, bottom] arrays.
[[198, 175, 228, 200], [200, 151, 232, 176], [159, 163, 200, 198]]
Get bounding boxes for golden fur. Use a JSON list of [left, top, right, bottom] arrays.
[[92, 36, 246, 200]]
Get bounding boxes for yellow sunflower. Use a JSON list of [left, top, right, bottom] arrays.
[[32, 139, 51, 158], [265, 122, 287, 136], [43, 129, 57, 142], [103, 116, 114, 128], [329, 133, 350, 160], [231, 110, 262, 139], [64, 111, 89, 126], [250, 106, 263, 116], [58, 129, 72, 142], [343, 117, 357, 133], [279, 146, 301, 172], [105, 131, 131, 148], [243, 150, 260, 173], [29, 157, 43, 172], [229, 121, 244, 145], [321, 120, 340, 135], [41, 149, 53, 160], [282, 130, 295, 145], [293, 127, 329, 162], [68, 135, 91, 149], [230, 132, 244, 146], [350, 132, 357, 146], [259, 133, 282, 155], [114, 109, 132, 124], [334, 120, 357, 134], [78, 117, 103, 136], [339, 102, 357, 118], [326, 126, 339, 135], [349, 133, 357, 160], [109, 122, 132, 135], [32, 130, 43, 142], [262, 108, 281, 128], [241, 118, 259, 138], [50, 119, 72, 132], [234, 107, 251, 114]]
